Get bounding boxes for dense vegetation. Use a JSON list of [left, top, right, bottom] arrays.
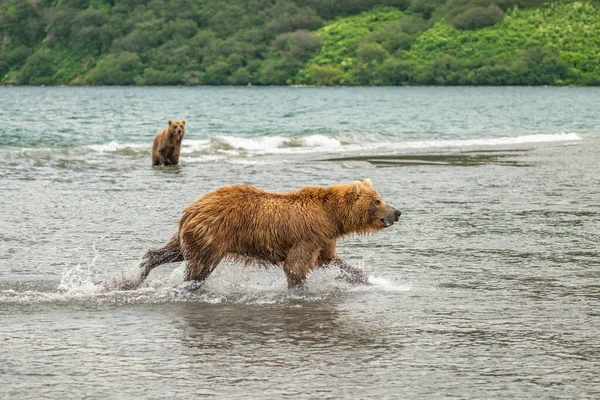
[[300, 1, 600, 85], [1, 0, 598, 85]]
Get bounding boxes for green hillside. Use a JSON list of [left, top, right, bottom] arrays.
[[1, 0, 599, 85], [297, 1, 600, 85], [295, 7, 405, 85]]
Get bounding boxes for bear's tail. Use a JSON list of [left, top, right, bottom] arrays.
[[138, 234, 184, 284]]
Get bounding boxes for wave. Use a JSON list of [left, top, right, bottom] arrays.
[[399, 132, 582, 149], [5, 132, 582, 164], [89, 132, 582, 154], [86, 141, 149, 153]]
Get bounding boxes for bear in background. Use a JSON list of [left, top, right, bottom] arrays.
[[137, 179, 401, 288], [152, 120, 186, 166]]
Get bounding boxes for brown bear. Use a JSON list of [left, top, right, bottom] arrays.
[[152, 120, 186, 166], [138, 179, 401, 288]]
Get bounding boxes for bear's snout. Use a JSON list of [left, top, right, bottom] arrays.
[[379, 207, 401, 228]]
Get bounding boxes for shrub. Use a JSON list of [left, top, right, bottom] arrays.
[[47, 11, 77, 46], [203, 61, 231, 85], [0, 58, 8, 79], [85, 52, 141, 85], [375, 58, 417, 85], [258, 58, 302, 85], [397, 15, 428, 35], [182, 70, 203, 86], [208, 5, 247, 37], [165, 19, 198, 40], [0, 0, 45, 48], [514, 46, 568, 84], [71, 9, 109, 31], [263, 2, 323, 38], [298, 0, 410, 20], [583, 74, 600, 86], [228, 67, 253, 85], [365, 16, 427, 54], [356, 42, 388, 64], [310, 64, 343, 85], [18, 52, 56, 85], [70, 25, 113, 54], [135, 68, 182, 85], [451, 5, 504, 30], [5, 46, 33, 65], [60, 0, 90, 9], [411, 0, 445, 19], [274, 30, 322, 62], [111, 26, 163, 53]]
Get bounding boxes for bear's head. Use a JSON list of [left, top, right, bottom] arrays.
[[332, 178, 401, 235], [168, 120, 186, 143]]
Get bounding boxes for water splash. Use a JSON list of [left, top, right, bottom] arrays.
[[57, 247, 103, 295], [1, 249, 409, 305], [367, 275, 412, 291]]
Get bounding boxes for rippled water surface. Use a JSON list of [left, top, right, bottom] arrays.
[[1, 87, 599, 399]]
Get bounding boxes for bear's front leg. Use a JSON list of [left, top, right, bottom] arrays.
[[335, 260, 370, 285], [154, 154, 165, 166], [158, 146, 174, 165], [284, 242, 320, 288], [318, 241, 369, 285]]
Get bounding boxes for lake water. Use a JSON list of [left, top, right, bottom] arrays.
[[1, 86, 599, 399]]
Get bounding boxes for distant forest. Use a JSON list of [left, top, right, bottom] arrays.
[[1, 0, 599, 85]]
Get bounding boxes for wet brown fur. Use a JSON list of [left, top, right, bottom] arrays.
[[152, 120, 186, 166], [139, 179, 400, 288]]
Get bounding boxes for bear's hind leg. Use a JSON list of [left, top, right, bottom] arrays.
[[183, 251, 224, 287], [184, 261, 215, 283], [140, 247, 184, 281], [284, 243, 320, 288], [137, 234, 184, 286]]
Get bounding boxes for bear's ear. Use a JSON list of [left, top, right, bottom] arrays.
[[182, 120, 186, 125], [351, 181, 363, 197], [168, 120, 173, 126], [349, 179, 372, 200]]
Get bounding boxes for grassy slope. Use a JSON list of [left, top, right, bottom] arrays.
[[297, 1, 600, 85], [405, 2, 600, 75], [295, 7, 403, 84]]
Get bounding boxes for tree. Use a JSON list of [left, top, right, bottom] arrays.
[[274, 30, 322, 62], [0, 0, 45, 48], [18, 52, 56, 85], [309, 64, 343, 85], [85, 52, 141, 85], [451, 5, 504, 30]]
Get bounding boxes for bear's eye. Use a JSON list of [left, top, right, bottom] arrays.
[[374, 200, 381, 206]]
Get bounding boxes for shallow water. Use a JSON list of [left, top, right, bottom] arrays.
[[1, 87, 599, 399]]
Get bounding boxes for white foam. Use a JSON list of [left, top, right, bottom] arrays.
[[223, 159, 290, 165], [86, 141, 149, 152], [218, 135, 287, 152], [204, 132, 582, 156], [298, 134, 342, 149], [69, 132, 584, 161], [210, 134, 343, 154], [180, 139, 211, 154], [367, 275, 412, 291], [394, 132, 582, 150]]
